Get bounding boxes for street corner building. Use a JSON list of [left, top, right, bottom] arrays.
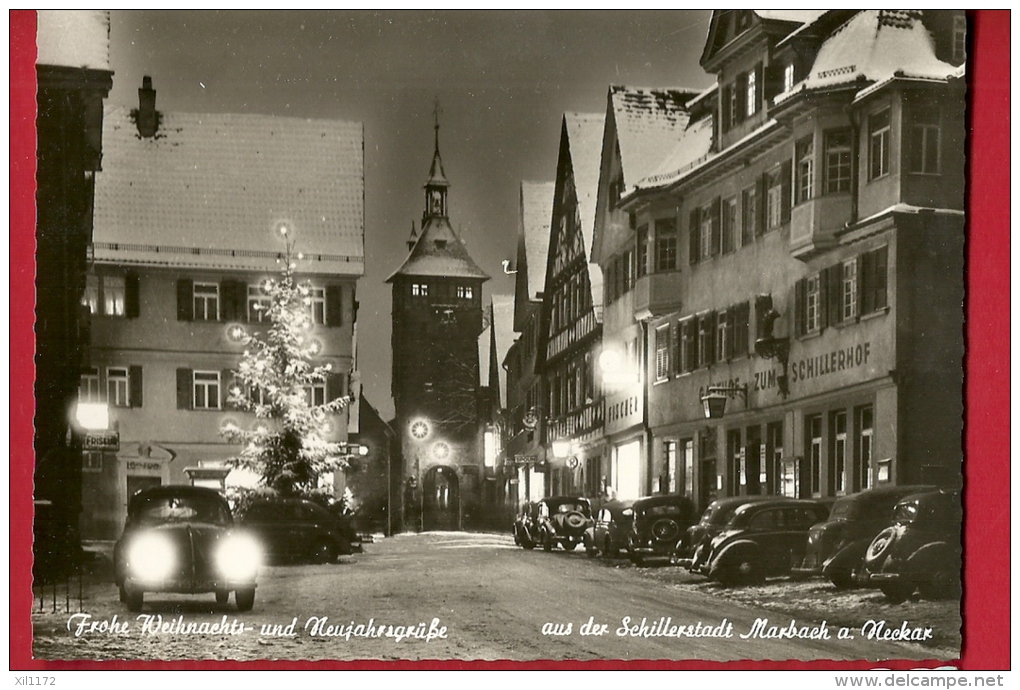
[[386, 121, 490, 532], [496, 10, 966, 521], [78, 77, 365, 539]]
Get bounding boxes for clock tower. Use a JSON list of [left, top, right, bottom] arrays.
[[386, 113, 489, 531]]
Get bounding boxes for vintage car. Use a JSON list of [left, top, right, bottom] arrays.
[[583, 499, 634, 558], [512, 501, 542, 550], [114, 485, 259, 612], [790, 485, 936, 587], [671, 495, 782, 567], [536, 496, 593, 552], [858, 489, 962, 602], [692, 499, 831, 585], [240, 497, 357, 564], [627, 495, 699, 566]]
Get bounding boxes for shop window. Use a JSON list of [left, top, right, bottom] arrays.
[[855, 405, 874, 491], [830, 410, 848, 495], [824, 129, 852, 193], [909, 108, 941, 174], [806, 414, 822, 496], [795, 136, 814, 204], [869, 109, 891, 180], [107, 367, 130, 408], [654, 218, 677, 272], [193, 283, 219, 321]]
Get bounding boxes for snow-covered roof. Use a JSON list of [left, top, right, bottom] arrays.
[[563, 112, 606, 318], [776, 10, 957, 105], [94, 106, 364, 274], [519, 181, 554, 301], [609, 86, 698, 194], [386, 214, 489, 282], [753, 10, 825, 25], [638, 114, 715, 190], [36, 10, 110, 71]]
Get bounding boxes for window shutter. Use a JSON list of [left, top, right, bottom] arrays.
[[125, 273, 140, 318], [764, 61, 783, 102], [735, 302, 750, 356], [177, 279, 193, 321], [735, 74, 746, 124], [819, 267, 831, 331], [724, 307, 735, 360], [704, 312, 717, 365], [780, 160, 793, 223], [219, 280, 237, 321], [176, 368, 192, 409], [794, 280, 806, 337], [326, 285, 343, 326], [755, 174, 767, 236], [672, 322, 681, 375], [755, 62, 765, 111], [710, 197, 722, 256], [829, 264, 843, 325], [688, 209, 700, 265], [327, 372, 344, 402], [874, 245, 889, 310], [721, 85, 732, 132], [129, 365, 143, 408], [860, 250, 875, 314]]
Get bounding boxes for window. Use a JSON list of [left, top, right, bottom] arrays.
[[248, 285, 272, 322], [728, 81, 741, 128], [741, 186, 757, 245], [952, 14, 967, 63], [855, 405, 874, 491], [79, 367, 101, 402], [783, 63, 795, 93], [308, 287, 326, 324], [805, 274, 821, 333], [307, 382, 327, 407], [83, 275, 100, 315], [193, 371, 221, 410], [824, 129, 852, 193], [412, 283, 428, 297], [107, 367, 129, 407], [807, 414, 822, 496], [664, 440, 678, 494], [682, 438, 695, 496], [715, 310, 729, 362], [842, 258, 858, 320], [766, 167, 785, 229], [909, 108, 940, 174], [869, 109, 891, 179], [831, 410, 848, 495], [732, 302, 750, 358], [697, 313, 715, 368], [679, 318, 697, 373], [193, 283, 219, 321], [637, 225, 650, 278], [654, 325, 670, 382], [722, 196, 738, 254], [456, 285, 473, 299], [746, 68, 758, 118], [795, 136, 814, 204], [699, 204, 713, 260], [103, 275, 126, 316], [654, 218, 677, 272]]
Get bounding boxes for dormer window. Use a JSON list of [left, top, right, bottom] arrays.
[[783, 63, 796, 93]]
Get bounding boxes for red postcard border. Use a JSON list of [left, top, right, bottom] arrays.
[[9, 9, 1010, 671]]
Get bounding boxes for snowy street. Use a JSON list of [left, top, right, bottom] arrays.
[[32, 532, 957, 663]]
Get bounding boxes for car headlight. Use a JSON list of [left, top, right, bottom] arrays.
[[127, 534, 176, 581], [216, 534, 262, 580]]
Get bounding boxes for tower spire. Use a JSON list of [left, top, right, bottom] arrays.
[[424, 98, 449, 222]]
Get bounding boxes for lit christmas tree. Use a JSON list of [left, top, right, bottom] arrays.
[[221, 225, 354, 498]]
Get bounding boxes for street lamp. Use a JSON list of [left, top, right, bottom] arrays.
[[700, 384, 748, 420]]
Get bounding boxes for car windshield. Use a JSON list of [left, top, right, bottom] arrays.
[[641, 505, 681, 517], [828, 497, 858, 520], [132, 494, 231, 525]]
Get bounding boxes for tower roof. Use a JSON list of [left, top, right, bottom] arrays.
[[386, 215, 490, 282]]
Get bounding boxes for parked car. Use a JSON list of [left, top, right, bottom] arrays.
[[791, 485, 937, 588], [114, 485, 259, 612], [627, 495, 699, 566], [858, 489, 962, 602], [240, 497, 357, 564], [583, 499, 634, 558], [536, 496, 593, 552], [322, 500, 365, 554], [671, 495, 783, 567], [692, 499, 831, 585], [513, 501, 542, 550]]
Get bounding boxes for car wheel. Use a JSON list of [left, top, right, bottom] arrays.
[[542, 533, 553, 552], [521, 536, 535, 550], [235, 587, 256, 612], [828, 570, 856, 590], [216, 589, 230, 604], [563, 540, 578, 552], [651, 518, 681, 544], [311, 539, 338, 564], [605, 537, 619, 559], [585, 535, 597, 558], [879, 582, 914, 603], [122, 584, 143, 612], [628, 549, 644, 566]]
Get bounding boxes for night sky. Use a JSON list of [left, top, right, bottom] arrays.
[[107, 10, 715, 418]]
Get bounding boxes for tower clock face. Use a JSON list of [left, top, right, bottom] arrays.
[[429, 189, 443, 214]]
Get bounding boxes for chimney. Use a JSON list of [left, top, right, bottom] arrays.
[[137, 76, 158, 138]]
